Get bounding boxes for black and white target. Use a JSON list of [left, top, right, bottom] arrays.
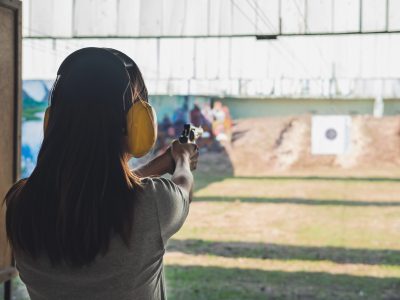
[[311, 116, 351, 155]]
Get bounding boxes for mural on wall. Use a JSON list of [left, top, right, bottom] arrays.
[[21, 80, 233, 177], [22, 80, 51, 177]]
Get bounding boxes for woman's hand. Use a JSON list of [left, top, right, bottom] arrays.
[[170, 140, 199, 171], [189, 147, 199, 171]]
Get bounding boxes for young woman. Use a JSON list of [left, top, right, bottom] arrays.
[[4, 48, 198, 299]]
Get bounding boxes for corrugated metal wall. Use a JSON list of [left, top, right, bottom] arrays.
[[24, 0, 400, 37], [22, 0, 400, 98]]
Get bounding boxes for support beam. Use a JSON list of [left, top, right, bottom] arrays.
[[23, 30, 400, 40]]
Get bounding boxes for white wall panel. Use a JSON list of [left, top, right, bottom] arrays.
[[23, 40, 59, 79], [195, 38, 219, 79], [385, 35, 400, 78], [184, 0, 208, 36], [194, 39, 206, 78], [281, 0, 306, 34], [53, 0, 73, 37], [332, 35, 362, 78], [129, 39, 159, 79], [117, 0, 141, 36], [255, 0, 279, 34], [218, 0, 233, 35], [358, 35, 378, 77], [362, 0, 386, 32], [162, 0, 185, 36], [205, 39, 220, 78], [388, 0, 400, 30], [160, 38, 194, 78], [26, 0, 393, 37], [29, 0, 54, 36], [333, 0, 360, 32], [307, 0, 332, 33], [252, 40, 269, 78], [22, 0, 400, 97], [230, 37, 261, 78], [208, 0, 220, 35], [215, 38, 231, 78], [22, 0, 30, 36], [74, 0, 117, 36], [140, 0, 162, 36], [232, 0, 256, 35]]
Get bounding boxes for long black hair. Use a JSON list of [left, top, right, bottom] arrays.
[[4, 49, 147, 266]]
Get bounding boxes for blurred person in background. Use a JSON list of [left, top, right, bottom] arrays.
[[190, 104, 203, 127], [200, 101, 214, 138], [222, 104, 233, 142], [190, 103, 215, 151], [172, 100, 189, 135], [156, 114, 175, 153], [212, 101, 228, 142]]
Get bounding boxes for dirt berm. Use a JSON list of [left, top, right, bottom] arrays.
[[198, 115, 400, 176]]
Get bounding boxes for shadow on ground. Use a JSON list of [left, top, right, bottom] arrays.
[[165, 265, 400, 300], [168, 239, 400, 266], [234, 176, 400, 182], [193, 196, 400, 207]]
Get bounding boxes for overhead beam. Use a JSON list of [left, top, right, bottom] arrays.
[[23, 30, 400, 40]]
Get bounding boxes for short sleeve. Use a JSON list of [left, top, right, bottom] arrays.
[[145, 177, 190, 245]]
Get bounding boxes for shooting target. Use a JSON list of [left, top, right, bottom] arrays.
[[311, 116, 351, 155]]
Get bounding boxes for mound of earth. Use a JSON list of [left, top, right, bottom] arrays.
[[198, 115, 400, 176]]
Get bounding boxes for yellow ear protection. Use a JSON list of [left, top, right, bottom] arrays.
[[105, 48, 158, 157], [43, 47, 157, 158]]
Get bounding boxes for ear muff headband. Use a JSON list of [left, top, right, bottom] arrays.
[[103, 48, 158, 157], [43, 47, 157, 158]]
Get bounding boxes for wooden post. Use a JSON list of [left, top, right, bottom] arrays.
[[0, 0, 22, 299]]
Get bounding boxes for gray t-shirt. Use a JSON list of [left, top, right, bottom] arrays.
[[15, 177, 190, 300]]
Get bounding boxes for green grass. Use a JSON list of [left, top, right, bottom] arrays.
[[166, 266, 400, 300], [164, 173, 400, 299]]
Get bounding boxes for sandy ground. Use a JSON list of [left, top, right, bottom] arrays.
[[198, 115, 400, 177]]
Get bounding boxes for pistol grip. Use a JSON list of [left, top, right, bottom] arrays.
[[179, 136, 189, 144]]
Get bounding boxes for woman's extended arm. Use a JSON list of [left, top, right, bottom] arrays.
[[133, 142, 199, 183], [171, 155, 193, 203], [134, 150, 175, 178], [170, 141, 198, 203]]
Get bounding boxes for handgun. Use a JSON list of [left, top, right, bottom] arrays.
[[179, 124, 204, 144]]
